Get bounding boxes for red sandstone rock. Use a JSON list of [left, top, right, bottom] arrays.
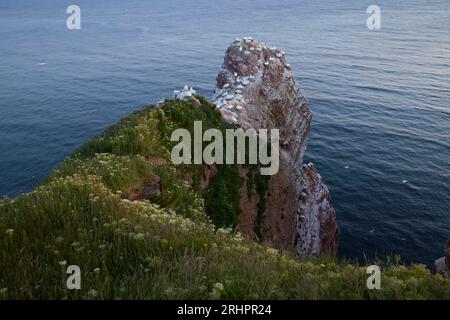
[[214, 38, 339, 256]]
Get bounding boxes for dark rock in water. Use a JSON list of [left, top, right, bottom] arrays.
[[213, 38, 339, 256]]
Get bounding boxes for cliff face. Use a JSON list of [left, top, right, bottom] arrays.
[[213, 38, 339, 256], [435, 238, 450, 277]]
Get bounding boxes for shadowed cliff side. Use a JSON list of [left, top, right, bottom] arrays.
[[435, 238, 450, 277]]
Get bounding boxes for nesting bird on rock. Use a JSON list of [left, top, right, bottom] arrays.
[[173, 86, 197, 100]]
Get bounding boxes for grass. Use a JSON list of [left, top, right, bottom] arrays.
[[0, 96, 449, 299]]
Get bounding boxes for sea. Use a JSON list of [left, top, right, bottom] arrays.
[[0, 0, 449, 265]]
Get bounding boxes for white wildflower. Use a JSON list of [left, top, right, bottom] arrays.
[[133, 233, 145, 241], [213, 282, 224, 291], [266, 248, 279, 256], [88, 289, 98, 297]]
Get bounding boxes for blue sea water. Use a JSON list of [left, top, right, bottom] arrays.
[[0, 0, 449, 265]]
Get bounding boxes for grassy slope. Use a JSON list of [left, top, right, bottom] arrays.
[[0, 97, 449, 299]]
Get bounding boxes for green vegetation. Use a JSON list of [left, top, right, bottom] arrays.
[[247, 167, 271, 241], [204, 164, 243, 227], [1, 96, 449, 299], [154, 97, 244, 227]]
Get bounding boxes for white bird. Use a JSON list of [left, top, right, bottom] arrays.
[[174, 86, 196, 100]]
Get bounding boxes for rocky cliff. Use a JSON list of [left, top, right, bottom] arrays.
[[435, 238, 450, 277], [212, 38, 339, 256], [3, 38, 450, 298]]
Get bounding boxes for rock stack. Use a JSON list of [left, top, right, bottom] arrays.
[[214, 38, 339, 256]]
